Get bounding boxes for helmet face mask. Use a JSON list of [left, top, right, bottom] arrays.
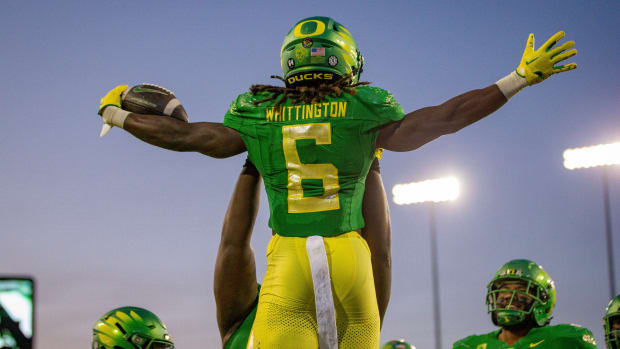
[[486, 260, 555, 328], [604, 315, 620, 349], [281, 16, 363, 87], [92, 307, 174, 349], [487, 279, 542, 326], [604, 295, 620, 349]]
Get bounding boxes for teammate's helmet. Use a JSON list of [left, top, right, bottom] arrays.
[[281, 16, 363, 87], [486, 259, 556, 327], [604, 295, 620, 349], [381, 339, 415, 349], [92, 306, 174, 349]]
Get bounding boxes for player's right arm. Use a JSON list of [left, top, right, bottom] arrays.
[[377, 31, 577, 152], [97, 86, 246, 158]]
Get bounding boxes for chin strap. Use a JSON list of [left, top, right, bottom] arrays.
[[306, 236, 338, 349]]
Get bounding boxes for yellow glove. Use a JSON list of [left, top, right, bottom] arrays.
[[98, 85, 130, 137], [98, 84, 128, 115], [516, 31, 577, 85]]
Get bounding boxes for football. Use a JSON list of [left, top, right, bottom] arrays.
[[121, 84, 189, 122]]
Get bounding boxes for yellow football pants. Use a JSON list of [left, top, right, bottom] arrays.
[[249, 231, 379, 349]]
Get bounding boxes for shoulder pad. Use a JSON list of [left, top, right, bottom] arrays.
[[542, 324, 596, 346], [229, 92, 259, 112], [355, 86, 399, 105]]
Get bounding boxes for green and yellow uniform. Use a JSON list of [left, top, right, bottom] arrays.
[[224, 86, 403, 237], [452, 324, 597, 349], [223, 86, 403, 348]]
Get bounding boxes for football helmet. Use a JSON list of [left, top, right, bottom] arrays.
[[92, 306, 174, 349], [486, 259, 555, 327], [604, 294, 620, 349], [281, 16, 363, 86], [381, 339, 415, 349]]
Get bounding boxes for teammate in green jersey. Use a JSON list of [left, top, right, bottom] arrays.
[[97, 16, 577, 349], [92, 306, 174, 349], [604, 294, 620, 349], [216, 157, 392, 348], [452, 259, 597, 349]]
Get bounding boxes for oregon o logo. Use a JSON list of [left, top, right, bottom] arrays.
[[293, 20, 326, 38]]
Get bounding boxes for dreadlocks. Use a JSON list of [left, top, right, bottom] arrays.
[[250, 74, 370, 109]]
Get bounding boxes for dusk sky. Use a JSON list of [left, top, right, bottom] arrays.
[[1, 1, 619, 348]]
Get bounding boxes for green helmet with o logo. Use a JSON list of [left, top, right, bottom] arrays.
[[381, 339, 415, 349], [281, 16, 363, 87], [604, 294, 620, 349], [92, 306, 174, 349], [486, 259, 556, 327]]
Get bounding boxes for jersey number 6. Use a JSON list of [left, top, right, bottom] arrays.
[[282, 123, 340, 213]]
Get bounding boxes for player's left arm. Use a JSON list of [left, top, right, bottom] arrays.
[[123, 114, 245, 158], [377, 31, 577, 152]]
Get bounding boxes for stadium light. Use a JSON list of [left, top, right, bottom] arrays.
[[392, 176, 460, 205], [563, 142, 619, 299], [563, 142, 620, 170], [392, 176, 460, 349]]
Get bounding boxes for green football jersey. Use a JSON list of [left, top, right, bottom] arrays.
[[224, 86, 404, 237], [452, 324, 597, 349]]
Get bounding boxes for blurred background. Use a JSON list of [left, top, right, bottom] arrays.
[[1, 0, 618, 348]]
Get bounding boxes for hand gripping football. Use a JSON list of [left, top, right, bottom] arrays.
[[121, 83, 189, 122]]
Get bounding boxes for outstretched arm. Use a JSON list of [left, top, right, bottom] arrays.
[[378, 31, 577, 152], [377, 84, 506, 151], [123, 114, 245, 158], [214, 160, 261, 344], [97, 86, 246, 158]]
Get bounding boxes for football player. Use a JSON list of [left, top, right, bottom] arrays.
[[452, 259, 597, 348], [216, 157, 392, 348], [604, 294, 620, 349], [92, 306, 174, 349], [97, 17, 577, 348]]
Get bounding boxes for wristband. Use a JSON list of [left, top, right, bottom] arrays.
[[495, 71, 528, 100], [101, 106, 130, 128]]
